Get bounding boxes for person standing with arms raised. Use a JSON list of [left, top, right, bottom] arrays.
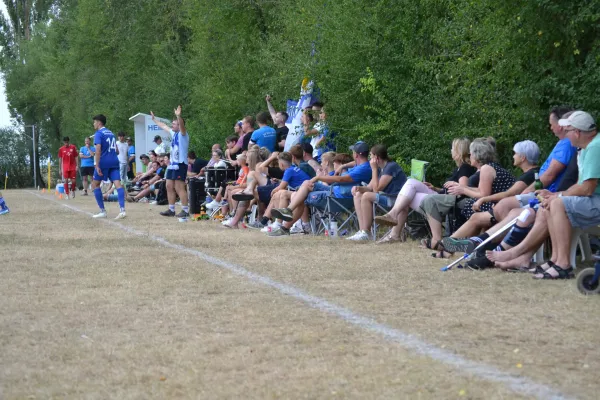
[[151, 106, 190, 219]]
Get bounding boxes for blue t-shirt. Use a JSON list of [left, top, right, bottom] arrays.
[[128, 145, 135, 161], [251, 126, 277, 152], [80, 146, 94, 167], [94, 127, 119, 169], [539, 138, 577, 192], [380, 161, 407, 196], [333, 161, 372, 198], [282, 166, 311, 189]]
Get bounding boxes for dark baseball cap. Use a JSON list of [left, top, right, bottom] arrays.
[[349, 141, 369, 155], [153, 135, 162, 143]]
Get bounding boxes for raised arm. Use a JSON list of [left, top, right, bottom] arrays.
[[174, 105, 186, 135], [150, 111, 171, 133], [265, 95, 277, 122]]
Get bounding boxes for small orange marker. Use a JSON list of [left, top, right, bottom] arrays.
[[59, 194, 63, 199]]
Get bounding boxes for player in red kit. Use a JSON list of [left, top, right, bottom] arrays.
[[58, 136, 79, 199]]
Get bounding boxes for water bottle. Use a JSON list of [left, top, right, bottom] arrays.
[[330, 221, 339, 238], [534, 173, 543, 191]]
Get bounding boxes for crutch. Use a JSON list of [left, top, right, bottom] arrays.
[[441, 216, 520, 271]]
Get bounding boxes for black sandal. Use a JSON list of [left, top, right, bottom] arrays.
[[430, 240, 454, 259], [528, 261, 554, 274], [533, 265, 574, 280]]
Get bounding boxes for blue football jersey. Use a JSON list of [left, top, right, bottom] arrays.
[[94, 127, 119, 169]]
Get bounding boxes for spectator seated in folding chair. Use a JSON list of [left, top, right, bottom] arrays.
[[225, 148, 285, 228], [346, 144, 406, 241], [244, 146, 311, 232], [206, 153, 249, 213], [374, 138, 475, 244], [220, 147, 265, 224], [417, 138, 515, 258], [268, 141, 373, 237], [127, 159, 165, 202], [441, 140, 541, 250]]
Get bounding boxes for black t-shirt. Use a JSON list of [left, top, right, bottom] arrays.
[[446, 163, 477, 184], [467, 171, 480, 188], [267, 166, 284, 180], [275, 126, 289, 151], [157, 167, 166, 179], [516, 167, 538, 185], [557, 149, 580, 191], [242, 132, 252, 151], [192, 158, 208, 174]]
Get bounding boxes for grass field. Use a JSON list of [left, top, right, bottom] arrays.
[[1, 189, 599, 399]]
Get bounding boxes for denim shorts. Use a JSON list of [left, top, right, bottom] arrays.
[[375, 193, 396, 208]]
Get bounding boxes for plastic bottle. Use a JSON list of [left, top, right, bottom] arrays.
[[330, 221, 339, 238], [534, 173, 543, 191]]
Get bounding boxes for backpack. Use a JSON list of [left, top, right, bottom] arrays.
[[155, 181, 169, 205]]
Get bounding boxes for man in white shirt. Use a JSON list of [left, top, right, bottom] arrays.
[[116, 132, 129, 182], [153, 135, 169, 155], [151, 106, 190, 219]]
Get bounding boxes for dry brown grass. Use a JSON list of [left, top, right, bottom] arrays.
[[1, 190, 599, 399]]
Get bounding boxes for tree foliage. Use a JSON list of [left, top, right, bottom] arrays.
[[1, 0, 600, 187]]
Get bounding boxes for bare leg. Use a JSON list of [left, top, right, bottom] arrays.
[[487, 208, 549, 263], [492, 196, 520, 221], [359, 192, 377, 231], [548, 198, 572, 267], [427, 214, 443, 245], [167, 179, 176, 206], [175, 180, 188, 207], [353, 192, 364, 229], [451, 212, 493, 238], [287, 181, 312, 210]]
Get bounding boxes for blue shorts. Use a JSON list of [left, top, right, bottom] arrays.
[[94, 167, 120, 182], [166, 163, 187, 181], [375, 193, 396, 208]]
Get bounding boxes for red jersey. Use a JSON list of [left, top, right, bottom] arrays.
[[59, 144, 78, 171]]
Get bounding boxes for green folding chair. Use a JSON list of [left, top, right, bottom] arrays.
[[410, 159, 430, 182], [405, 159, 431, 239]]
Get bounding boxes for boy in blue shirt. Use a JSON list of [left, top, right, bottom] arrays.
[[79, 136, 96, 195], [269, 141, 372, 236], [91, 114, 126, 219], [250, 112, 277, 152]]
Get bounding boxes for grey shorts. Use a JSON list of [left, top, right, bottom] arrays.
[[419, 194, 467, 222], [515, 193, 537, 208], [562, 195, 600, 228]]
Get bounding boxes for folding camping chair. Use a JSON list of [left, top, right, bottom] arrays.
[[370, 193, 397, 241], [307, 185, 358, 236]]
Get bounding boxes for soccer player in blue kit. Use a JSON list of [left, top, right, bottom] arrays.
[[91, 114, 126, 219]]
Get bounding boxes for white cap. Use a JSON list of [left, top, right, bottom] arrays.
[[558, 111, 596, 131], [513, 140, 541, 164]]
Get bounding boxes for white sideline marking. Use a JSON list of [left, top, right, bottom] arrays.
[[30, 192, 573, 400]]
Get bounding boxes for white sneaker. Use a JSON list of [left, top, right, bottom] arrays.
[[114, 211, 126, 220], [261, 221, 280, 233], [149, 200, 157, 205], [346, 230, 371, 241], [222, 219, 237, 228], [206, 200, 219, 210], [175, 201, 182, 206], [138, 197, 149, 203], [93, 211, 107, 219], [221, 218, 232, 225], [290, 220, 304, 235]]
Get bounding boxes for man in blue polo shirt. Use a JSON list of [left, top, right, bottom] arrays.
[[250, 112, 277, 151], [492, 106, 577, 221], [268, 141, 372, 236]]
